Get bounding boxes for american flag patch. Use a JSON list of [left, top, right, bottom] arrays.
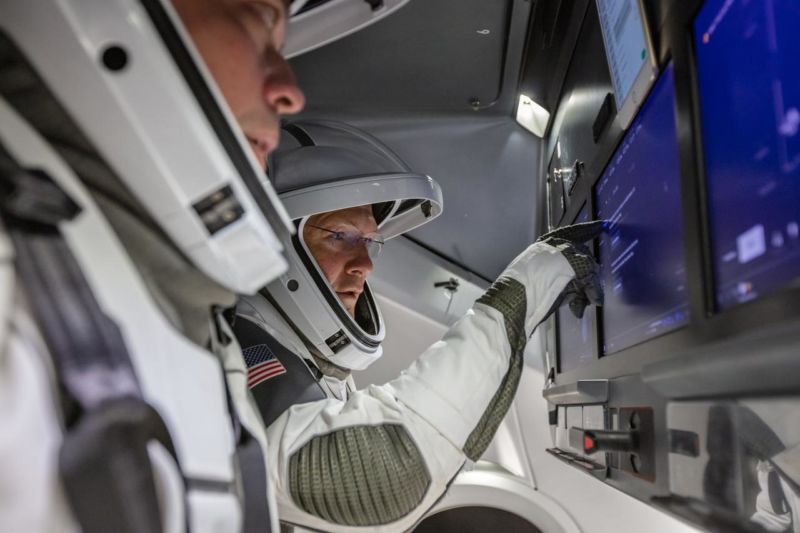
[[243, 343, 286, 389]]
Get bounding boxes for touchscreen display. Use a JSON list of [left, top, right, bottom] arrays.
[[595, 63, 689, 354], [596, 0, 650, 109], [695, 0, 800, 309], [596, 0, 657, 128]]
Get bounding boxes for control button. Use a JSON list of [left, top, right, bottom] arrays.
[[570, 427, 638, 455]]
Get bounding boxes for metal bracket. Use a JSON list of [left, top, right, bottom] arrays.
[[434, 278, 460, 293], [553, 159, 584, 196], [543, 379, 609, 405]]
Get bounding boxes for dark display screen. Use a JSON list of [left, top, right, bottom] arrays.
[[595, 63, 689, 354], [695, 0, 800, 310], [558, 207, 595, 373]]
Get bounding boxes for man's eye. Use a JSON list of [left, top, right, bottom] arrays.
[[250, 2, 278, 31], [331, 232, 345, 241], [256, 3, 279, 31], [242, 2, 280, 49]]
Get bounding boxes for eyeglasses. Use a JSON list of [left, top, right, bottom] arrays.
[[306, 224, 385, 258]]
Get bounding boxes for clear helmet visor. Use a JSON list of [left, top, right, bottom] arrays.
[[296, 212, 383, 343]]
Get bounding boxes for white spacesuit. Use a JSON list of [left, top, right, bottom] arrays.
[[233, 120, 604, 532]]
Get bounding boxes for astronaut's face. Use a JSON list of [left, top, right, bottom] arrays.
[[171, 0, 305, 168], [303, 206, 378, 318]]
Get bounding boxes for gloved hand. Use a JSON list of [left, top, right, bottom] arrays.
[[493, 219, 604, 339], [536, 220, 605, 319]]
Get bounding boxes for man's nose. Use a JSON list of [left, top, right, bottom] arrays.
[[346, 246, 374, 279], [263, 50, 305, 115]]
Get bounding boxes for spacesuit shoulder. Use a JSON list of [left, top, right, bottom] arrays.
[[237, 293, 312, 360]]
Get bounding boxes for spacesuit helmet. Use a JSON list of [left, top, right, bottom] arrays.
[[266, 120, 443, 371], [285, 0, 412, 58], [0, 0, 308, 295]]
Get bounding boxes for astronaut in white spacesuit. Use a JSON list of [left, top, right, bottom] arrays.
[[232, 120, 604, 532]]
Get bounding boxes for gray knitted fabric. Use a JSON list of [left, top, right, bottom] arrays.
[[464, 277, 527, 460], [538, 220, 605, 245], [289, 424, 430, 526], [538, 220, 603, 280], [538, 220, 605, 316], [552, 239, 596, 279]]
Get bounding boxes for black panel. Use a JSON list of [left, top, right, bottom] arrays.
[[543, 1, 615, 221], [646, 1, 682, 68], [546, 142, 566, 227]]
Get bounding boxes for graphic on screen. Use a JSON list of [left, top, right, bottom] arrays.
[[558, 207, 594, 373], [596, 0, 649, 109], [595, 63, 689, 354], [695, 0, 800, 310]]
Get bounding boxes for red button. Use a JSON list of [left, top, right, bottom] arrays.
[[584, 435, 595, 452]]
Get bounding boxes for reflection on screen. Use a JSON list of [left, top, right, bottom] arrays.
[[695, 0, 800, 310], [558, 207, 594, 373], [596, 0, 649, 108], [595, 63, 689, 354]]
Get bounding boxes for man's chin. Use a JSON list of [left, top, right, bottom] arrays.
[[239, 113, 279, 169], [335, 291, 358, 312]]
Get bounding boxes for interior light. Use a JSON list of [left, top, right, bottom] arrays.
[[515, 94, 550, 137]]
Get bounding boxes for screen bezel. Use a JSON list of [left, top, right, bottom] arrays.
[[595, 0, 660, 130]]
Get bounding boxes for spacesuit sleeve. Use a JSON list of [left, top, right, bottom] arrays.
[[265, 242, 575, 532]]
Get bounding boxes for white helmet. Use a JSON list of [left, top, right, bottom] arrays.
[[266, 120, 443, 370], [0, 0, 301, 294], [285, 0, 411, 58]]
